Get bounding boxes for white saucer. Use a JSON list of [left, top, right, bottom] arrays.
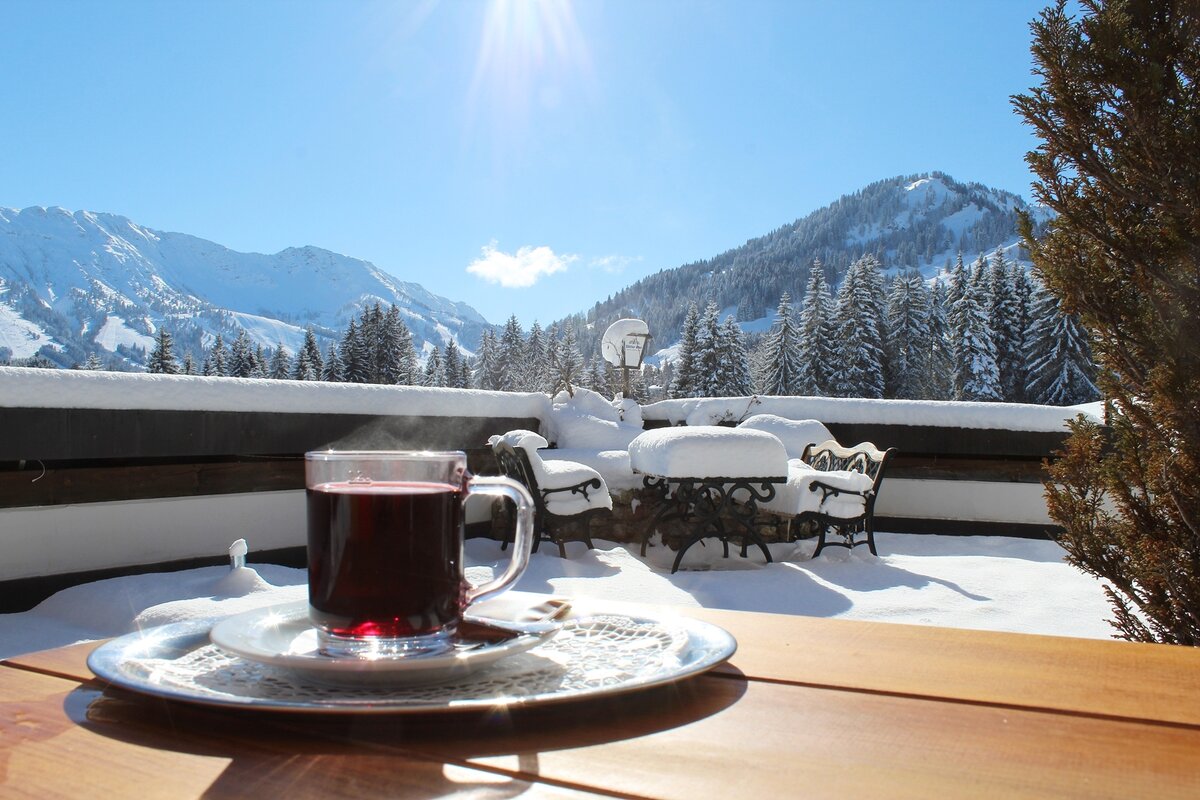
[[210, 601, 561, 687]]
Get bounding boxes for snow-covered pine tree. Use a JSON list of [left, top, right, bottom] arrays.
[[497, 316, 525, 392], [253, 344, 269, 378], [715, 315, 752, 397], [691, 302, 724, 398], [319, 343, 340, 382], [85, 353, 104, 371], [758, 292, 803, 395], [1008, 261, 1033, 403], [443, 339, 464, 388], [669, 302, 701, 398], [147, 329, 180, 374], [832, 256, 886, 399], [884, 271, 932, 399], [208, 334, 228, 377], [1024, 282, 1099, 405], [988, 249, 1023, 402], [228, 331, 255, 378], [549, 321, 585, 396], [423, 346, 445, 387], [524, 322, 550, 393], [951, 275, 1002, 401], [796, 266, 836, 396], [584, 354, 610, 396], [475, 329, 505, 390], [300, 327, 324, 380], [926, 279, 954, 399], [269, 344, 290, 379], [378, 305, 413, 385], [946, 252, 968, 311], [340, 321, 369, 383]]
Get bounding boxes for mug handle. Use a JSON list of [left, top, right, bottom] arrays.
[[463, 475, 536, 606]]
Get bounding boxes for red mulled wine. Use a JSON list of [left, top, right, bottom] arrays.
[[306, 481, 466, 640]]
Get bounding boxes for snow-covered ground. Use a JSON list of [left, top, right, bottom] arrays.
[[0, 532, 1116, 660]]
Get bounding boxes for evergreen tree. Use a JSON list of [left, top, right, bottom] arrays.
[[147, 329, 180, 374], [669, 302, 701, 398], [208, 335, 228, 377], [523, 322, 549, 393], [759, 292, 803, 395], [796, 268, 837, 396], [549, 321, 585, 396], [946, 252, 968, 311], [423, 346, 445, 387], [84, 353, 104, 371], [300, 327, 324, 381], [322, 343, 344, 382], [1012, 0, 1200, 642], [497, 316, 525, 392], [691, 302, 724, 398], [715, 316, 753, 396], [340, 321, 368, 383], [926, 279, 955, 399], [951, 275, 1002, 401], [228, 330, 255, 378], [362, 303, 384, 383], [1009, 261, 1035, 402], [1024, 282, 1099, 405], [584, 354, 610, 397], [475, 329, 505, 390], [831, 256, 886, 399], [443, 339, 466, 389], [988, 249, 1024, 401], [885, 271, 932, 399], [270, 344, 291, 380], [380, 305, 416, 385]]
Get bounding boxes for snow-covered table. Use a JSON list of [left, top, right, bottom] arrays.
[[627, 427, 789, 573]]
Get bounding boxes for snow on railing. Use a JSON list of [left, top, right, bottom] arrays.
[[643, 395, 1104, 434], [0, 367, 551, 419]]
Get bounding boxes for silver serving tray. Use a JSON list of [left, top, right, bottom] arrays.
[[87, 611, 737, 714]]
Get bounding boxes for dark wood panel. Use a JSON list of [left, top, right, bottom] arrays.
[[886, 454, 1048, 483], [0, 449, 502, 509], [824, 422, 1068, 458], [0, 407, 541, 461], [874, 516, 1059, 539]]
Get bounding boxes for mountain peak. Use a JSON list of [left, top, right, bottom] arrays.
[[0, 208, 489, 370]]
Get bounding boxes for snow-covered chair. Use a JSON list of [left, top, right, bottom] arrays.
[[736, 414, 833, 460], [488, 430, 613, 557], [759, 439, 896, 557]]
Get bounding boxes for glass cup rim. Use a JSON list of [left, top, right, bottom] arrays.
[[304, 449, 466, 462]]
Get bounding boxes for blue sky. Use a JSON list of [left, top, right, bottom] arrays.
[[2, 0, 1050, 326]]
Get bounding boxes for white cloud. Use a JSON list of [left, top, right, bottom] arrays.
[[466, 242, 576, 288], [589, 254, 641, 274]]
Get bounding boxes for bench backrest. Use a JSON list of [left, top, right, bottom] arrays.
[[802, 439, 897, 495], [490, 440, 552, 517]]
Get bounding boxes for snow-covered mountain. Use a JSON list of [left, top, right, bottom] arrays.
[[575, 172, 1052, 360], [0, 207, 489, 369]]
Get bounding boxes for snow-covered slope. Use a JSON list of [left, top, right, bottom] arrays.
[[0, 206, 490, 369]]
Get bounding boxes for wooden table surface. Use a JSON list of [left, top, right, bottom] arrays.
[[3, 600, 1200, 799]]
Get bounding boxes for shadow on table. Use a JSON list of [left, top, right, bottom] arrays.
[[69, 668, 747, 797]]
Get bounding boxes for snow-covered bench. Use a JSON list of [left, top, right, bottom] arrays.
[[760, 439, 896, 557], [489, 430, 614, 557]]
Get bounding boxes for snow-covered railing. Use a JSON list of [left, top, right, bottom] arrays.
[[644, 395, 1103, 433]]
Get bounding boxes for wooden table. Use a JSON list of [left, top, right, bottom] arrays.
[[3, 600, 1200, 798]]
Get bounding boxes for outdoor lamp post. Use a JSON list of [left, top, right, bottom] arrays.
[[600, 318, 651, 398]]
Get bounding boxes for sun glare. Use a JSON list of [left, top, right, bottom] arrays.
[[468, 0, 591, 133]]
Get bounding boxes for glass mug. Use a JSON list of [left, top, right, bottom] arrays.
[[305, 450, 534, 658]]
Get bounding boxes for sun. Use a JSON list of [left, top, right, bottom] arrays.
[[468, 0, 591, 129]]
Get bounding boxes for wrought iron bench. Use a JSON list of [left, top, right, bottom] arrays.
[[489, 430, 613, 557], [795, 439, 897, 558]]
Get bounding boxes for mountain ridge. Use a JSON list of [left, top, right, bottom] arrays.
[[0, 206, 489, 370]]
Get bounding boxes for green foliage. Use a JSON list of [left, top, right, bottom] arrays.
[[1015, 0, 1200, 643]]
